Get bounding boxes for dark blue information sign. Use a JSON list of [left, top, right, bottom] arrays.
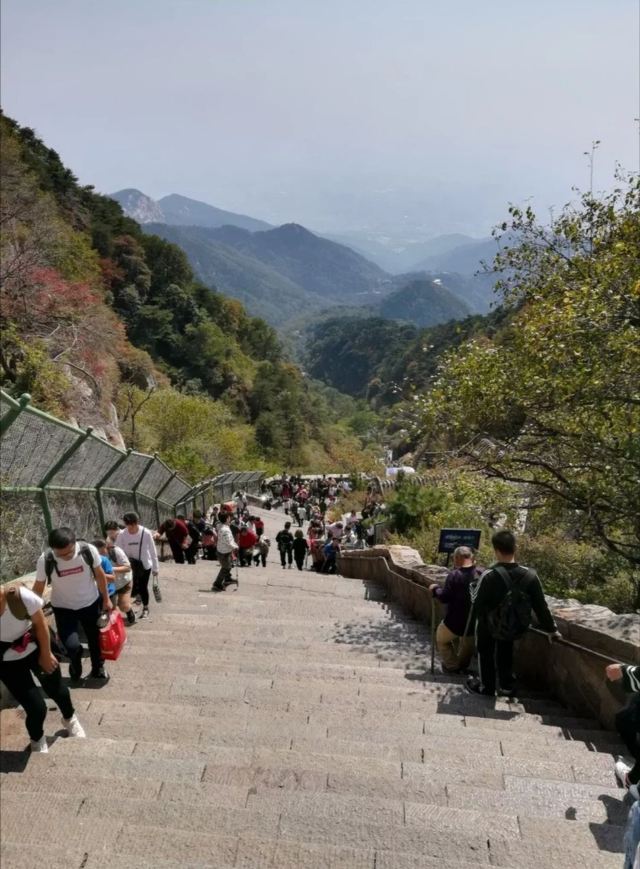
[[438, 528, 481, 554]]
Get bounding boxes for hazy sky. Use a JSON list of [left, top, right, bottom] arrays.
[[1, 0, 638, 239]]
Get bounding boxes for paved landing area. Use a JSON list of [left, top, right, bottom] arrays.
[[0, 507, 631, 868]]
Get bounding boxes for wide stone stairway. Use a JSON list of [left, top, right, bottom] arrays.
[[0, 507, 631, 868]]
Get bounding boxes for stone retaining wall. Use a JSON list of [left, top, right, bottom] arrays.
[[338, 546, 640, 729]]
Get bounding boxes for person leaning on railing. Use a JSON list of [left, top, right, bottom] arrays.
[[465, 528, 561, 698], [429, 546, 482, 674]]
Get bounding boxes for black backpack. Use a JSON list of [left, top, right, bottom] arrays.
[[487, 564, 534, 641], [187, 521, 201, 543], [44, 542, 95, 583]]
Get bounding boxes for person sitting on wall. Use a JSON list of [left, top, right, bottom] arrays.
[[429, 546, 481, 674]]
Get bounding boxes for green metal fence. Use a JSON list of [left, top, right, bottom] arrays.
[[0, 391, 265, 582]]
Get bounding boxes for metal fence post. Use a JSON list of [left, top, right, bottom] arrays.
[[132, 454, 157, 515], [95, 448, 132, 530], [37, 426, 94, 534], [0, 393, 31, 436], [154, 471, 178, 528]]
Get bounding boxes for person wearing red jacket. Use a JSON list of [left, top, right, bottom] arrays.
[[237, 525, 258, 567], [158, 517, 190, 565]]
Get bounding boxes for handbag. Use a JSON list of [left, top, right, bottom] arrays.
[[152, 573, 162, 603], [99, 610, 127, 661], [202, 530, 217, 547]]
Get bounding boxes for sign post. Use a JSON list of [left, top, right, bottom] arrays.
[[437, 528, 481, 566]]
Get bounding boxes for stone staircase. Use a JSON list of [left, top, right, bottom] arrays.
[[0, 507, 630, 868]]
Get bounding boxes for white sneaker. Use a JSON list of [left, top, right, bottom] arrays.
[[30, 735, 48, 753], [615, 758, 632, 787], [62, 713, 86, 738]]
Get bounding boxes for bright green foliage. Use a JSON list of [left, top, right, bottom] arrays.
[[303, 316, 417, 397], [516, 535, 637, 613], [120, 388, 261, 481], [386, 469, 520, 564], [417, 180, 640, 575], [0, 325, 70, 417]]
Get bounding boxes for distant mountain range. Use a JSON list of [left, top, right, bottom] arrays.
[[111, 189, 272, 232], [111, 189, 496, 328]]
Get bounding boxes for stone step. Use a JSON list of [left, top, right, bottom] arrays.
[[60, 706, 609, 765], [33, 736, 625, 810], [0, 789, 502, 860], [49, 728, 613, 781], [31, 708, 617, 781], [0, 778, 623, 869], [1, 506, 623, 869], [0, 843, 90, 869], [5, 682, 587, 740]]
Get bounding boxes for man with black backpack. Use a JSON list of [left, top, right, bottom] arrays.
[[466, 529, 560, 697], [33, 527, 112, 682]]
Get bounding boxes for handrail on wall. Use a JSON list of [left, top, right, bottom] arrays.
[[339, 552, 628, 667]]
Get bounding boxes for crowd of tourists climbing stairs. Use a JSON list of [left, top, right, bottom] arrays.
[[0, 485, 638, 868]]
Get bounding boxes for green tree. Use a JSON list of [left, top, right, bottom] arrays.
[[418, 179, 640, 570]]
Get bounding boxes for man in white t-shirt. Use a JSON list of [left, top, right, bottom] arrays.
[[33, 527, 112, 682]]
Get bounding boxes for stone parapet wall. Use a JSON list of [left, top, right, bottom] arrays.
[[338, 546, 640, 729]]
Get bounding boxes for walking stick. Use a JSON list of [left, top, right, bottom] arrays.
[[430, 597, 437, 675]]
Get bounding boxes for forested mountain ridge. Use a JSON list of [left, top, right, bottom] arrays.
[[378, 277, 471, 327], [144, 222, 323, 326], [144, 221, 390, 326], [302, 307, 507, 403], [0, 113, 379, 477]]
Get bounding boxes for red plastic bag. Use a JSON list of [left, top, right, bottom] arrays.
[[99, 610, 127, 661]]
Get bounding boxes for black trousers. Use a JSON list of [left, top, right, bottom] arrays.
[[53, 596, 103, 673], [279, 545, 293, 567], [294, 555, 305, 571], [0, 649, 74, 740], [185, 542, 199, 565], [169, 541, 185, 564], [131, 561, 152, 607], [239, 547, 253, 566], [616, 693, 640, 784], [475, 619, 514, 693], [203, 546, 218, 561]]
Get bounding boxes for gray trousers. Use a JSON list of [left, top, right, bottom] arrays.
[[215, 551, 233, 586]]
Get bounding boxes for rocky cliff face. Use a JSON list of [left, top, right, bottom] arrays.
[[110, 188, 165, 223]]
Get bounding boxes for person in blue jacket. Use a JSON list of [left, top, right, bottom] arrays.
[[93, 539, 117, 606]]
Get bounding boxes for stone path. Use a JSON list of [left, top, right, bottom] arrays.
[[0, 507, 631, 868]]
